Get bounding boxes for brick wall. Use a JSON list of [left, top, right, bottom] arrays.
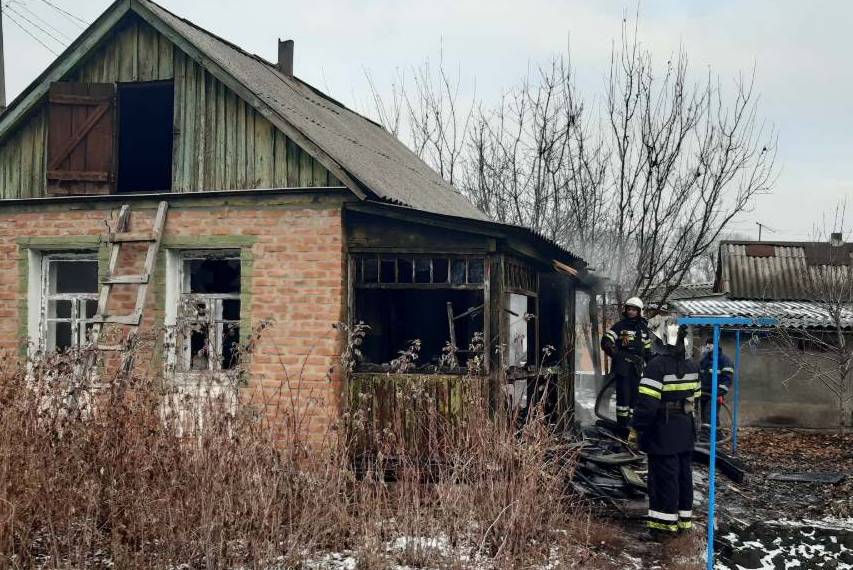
[[1, 200, 347, 444]]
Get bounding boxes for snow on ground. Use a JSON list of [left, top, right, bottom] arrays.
[[716, 517, 853, 570], [302, 534, 625, 569]]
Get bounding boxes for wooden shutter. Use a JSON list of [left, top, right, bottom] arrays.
[[47, 82, 116, 195]]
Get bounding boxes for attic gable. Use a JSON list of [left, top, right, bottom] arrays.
[[0, 0, 487, 221], [0, 10, 341, 197]]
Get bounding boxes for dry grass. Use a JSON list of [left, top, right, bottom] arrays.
[[0, 328, 602, 569]]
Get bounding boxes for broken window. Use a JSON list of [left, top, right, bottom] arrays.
[[176, 251, 241, 372], [352, 254, 486, 371], [41, 254, 99, 352]]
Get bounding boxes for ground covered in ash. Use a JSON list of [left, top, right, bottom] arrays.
[[608, 428, 853, 569]]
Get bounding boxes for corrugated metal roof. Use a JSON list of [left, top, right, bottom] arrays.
[[138, 0, 489, 222], [672, 298, 853, 329], [647, 282, 721, 305], [718, 241, 853, 301]]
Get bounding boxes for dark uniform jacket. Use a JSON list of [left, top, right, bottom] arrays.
[[601, 317, 652, 376], [630, 350, 699, 455], [698, 351, 734, 397]]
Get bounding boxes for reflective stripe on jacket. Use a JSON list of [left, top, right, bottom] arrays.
[[699, 351, 734, 395], [601, 317, 652, 376], [630, 353, 698, 455]]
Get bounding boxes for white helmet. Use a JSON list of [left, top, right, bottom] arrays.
[[624, 297, 644, 312]]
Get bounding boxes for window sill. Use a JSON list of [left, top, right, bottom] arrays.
[[351, 370, 488, 381], [171, 371, 241, 387]]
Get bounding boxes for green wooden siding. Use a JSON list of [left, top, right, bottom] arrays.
[[0, 108, 46, 199], [0, 14, 340, 199]]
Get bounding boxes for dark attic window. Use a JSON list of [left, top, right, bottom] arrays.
[[117, 81, 174, 193]]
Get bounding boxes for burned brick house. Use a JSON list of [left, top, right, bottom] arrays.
[[0, 0, 587, 439]]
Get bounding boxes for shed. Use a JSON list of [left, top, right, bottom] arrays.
[[671, 239, 853, 428]]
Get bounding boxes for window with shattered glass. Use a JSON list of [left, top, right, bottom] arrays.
[[177, 251, 241, 372], [42, 254, 99, 352]]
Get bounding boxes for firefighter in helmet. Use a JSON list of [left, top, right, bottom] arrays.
[[601, 297, 652, 426], [629, 322, 698, 539]]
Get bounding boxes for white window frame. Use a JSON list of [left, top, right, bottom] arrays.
[[165, 249, 241, 378], [39, 252, 99, 353]]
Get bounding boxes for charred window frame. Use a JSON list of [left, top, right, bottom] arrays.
[[352, 254, 487, 372], [175, 250, 241, 374], [353, 255, 485, 288], [40, 253, 99, 353]]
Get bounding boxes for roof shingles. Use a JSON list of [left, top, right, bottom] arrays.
[[140, 0, 488, 221]]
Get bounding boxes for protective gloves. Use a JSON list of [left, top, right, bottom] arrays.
[[627, 428, 639, 449]]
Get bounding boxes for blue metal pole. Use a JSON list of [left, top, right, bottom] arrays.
[[732, 330, 741, 455], [707, 325, 721, 570]]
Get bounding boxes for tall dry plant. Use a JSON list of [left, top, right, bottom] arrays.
[[0, 322, 606, 569]]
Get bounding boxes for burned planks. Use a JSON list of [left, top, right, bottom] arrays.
[[573, 423, 749, 514]]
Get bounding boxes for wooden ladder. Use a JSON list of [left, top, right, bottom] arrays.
[[90, 201, 169, 352]]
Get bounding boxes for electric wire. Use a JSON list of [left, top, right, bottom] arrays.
[[35, 0, 87, 28], [3, 8, 61, 55], [5, 3, 68, 49], [11, 0, 74, 43]]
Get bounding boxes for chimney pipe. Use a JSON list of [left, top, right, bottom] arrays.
[[277, 39, 294, 77], [831, 232, 843, 247]]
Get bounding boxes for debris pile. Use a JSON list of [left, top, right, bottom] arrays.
[[571, 424, 649, 517], [571, 419, 746, 518]]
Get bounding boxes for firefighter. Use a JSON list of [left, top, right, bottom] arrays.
[[628, 323, 698, 539], [601, 297, 652, 426], [697, 337, 734, 427]]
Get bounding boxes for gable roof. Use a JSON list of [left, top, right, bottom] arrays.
[[0, 0, 488, 221], [716, 240, 853, 301]]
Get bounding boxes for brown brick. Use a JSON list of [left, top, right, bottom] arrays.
[[0, 202, 346, 446]]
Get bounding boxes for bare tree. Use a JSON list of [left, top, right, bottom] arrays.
[[604, 19, 776, 305], [772, 213, 853, 430], [365, 18, 775, 310], [460, 57, 611, 268], [365, 52, 474, 186]]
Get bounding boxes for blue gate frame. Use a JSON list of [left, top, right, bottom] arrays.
[[676, 316, 777, 570]]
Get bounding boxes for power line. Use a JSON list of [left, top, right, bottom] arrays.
[[5, 3, 67, 48], [11, 0, 74, 42], [3, 8, 60, 55], [35, 0, 86, 28]]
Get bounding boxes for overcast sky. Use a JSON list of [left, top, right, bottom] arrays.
[[4, 0, 851, 240]]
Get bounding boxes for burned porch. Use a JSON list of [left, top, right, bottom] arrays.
[[344, 204, 584, 435]]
